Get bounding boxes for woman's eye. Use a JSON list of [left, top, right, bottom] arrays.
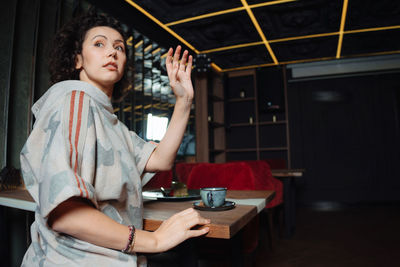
[[116, 46, 124, 52], [94, 42, 104, 47]]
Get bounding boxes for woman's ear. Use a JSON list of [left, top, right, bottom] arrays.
[[75, 54, 83, 69]]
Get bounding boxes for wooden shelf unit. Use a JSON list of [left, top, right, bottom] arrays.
[[222, 68, 291, 167], [196, 67, 291, 167]]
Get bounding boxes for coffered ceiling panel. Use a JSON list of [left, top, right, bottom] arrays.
[[170, 11, 260, 51], [211, 44, 274, 67], [345, 0, 400, 30], [271, 35, 338, 62], [341, 28, 400, 56], [94, 0, 400, 72], [131, 0, 242, 23], [253, 0, 342, 40]]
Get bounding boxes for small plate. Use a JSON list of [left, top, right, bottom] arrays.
[[193, 200, 236, 211], [143, 189, 200, 201]]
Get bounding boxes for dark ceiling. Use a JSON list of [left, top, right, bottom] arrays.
[[95, 0, 400, 72]]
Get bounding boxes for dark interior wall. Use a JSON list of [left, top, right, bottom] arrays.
[[0, 0, 17, 169], [0, 1, 77, 265], [0, 0, 71, 171], [288, 71, 400, 204]]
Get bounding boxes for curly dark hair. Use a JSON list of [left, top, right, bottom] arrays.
[[48, 10, 129, 95]]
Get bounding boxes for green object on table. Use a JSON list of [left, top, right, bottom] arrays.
[[171, 180, 188, 197]]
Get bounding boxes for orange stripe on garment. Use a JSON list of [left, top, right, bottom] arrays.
[[74, 91, 89, 198], [69, 91, 83, 197]]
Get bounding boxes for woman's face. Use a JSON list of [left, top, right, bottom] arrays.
[[75, 26, 126, 97]]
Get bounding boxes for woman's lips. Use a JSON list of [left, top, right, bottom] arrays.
[[103, 62, 118, 71]]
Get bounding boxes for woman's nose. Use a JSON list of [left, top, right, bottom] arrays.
[[108, 49, 117, 58]]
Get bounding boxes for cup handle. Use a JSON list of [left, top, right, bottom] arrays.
[[207, 192, 214, 207]]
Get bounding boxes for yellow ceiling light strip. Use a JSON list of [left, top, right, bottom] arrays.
[[222, 62, 276, 72], [241, 0, 278, 64], [166, 0, 296, 26], [270, 32, 339, 43], [336, 0, 349, 58], [211, 62, 222, 72], [280, 56, 337, 66], [124, 0, 199, 53], [345, 25, 400, 34], [220, 56, 337, 72], [200, 41, 263, 54]]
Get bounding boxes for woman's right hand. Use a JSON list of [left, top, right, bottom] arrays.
[[152, 208, 210, 252]]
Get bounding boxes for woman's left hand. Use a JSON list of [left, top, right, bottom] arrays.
[[166, 45, 194, 103]]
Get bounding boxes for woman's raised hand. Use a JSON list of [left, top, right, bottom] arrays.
[[166, 46, 194, 103], [153, 208, 210, 252]]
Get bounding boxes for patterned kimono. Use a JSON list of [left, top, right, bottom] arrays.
[[20, 80, 156, 266]]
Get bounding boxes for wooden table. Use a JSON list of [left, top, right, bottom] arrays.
[[143, 190, 275, 239], [271, 168, 305, 238], [0, 189, 274, 240]]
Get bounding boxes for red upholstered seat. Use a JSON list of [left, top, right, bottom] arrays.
[[175, 162, 198, 184], [187, 162, 256, 190], [244, 160, 283, 208]]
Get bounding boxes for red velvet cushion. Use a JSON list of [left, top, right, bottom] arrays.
[[187, 162, 256, 190], [175, 162, 198, 184], [244, 160, 283, 208]]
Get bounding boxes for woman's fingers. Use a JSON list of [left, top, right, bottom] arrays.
[[173, 45, 181, 67], [184, 212, 211, 234], [179, 50, 188, 71], [154, 208, 210, 252], [169, 208, 210, 230], [177, 207, 197, 216], [164, 45, 194, 99], [166, 46, 192, 76], [166, 47, 174, 75], [166, 48, 173, 65], [186, 55, 193, 75], [188, 227, 210, 238]]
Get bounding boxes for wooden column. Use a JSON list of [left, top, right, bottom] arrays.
[[195, 72, 209, 162]]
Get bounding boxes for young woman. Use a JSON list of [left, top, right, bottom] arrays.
[[20, 12, 209, 266]]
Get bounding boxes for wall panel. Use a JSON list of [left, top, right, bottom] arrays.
[[0, 0, 17, 168]]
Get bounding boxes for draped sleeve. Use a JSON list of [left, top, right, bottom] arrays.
[[129, 131, 157, 186], [21, 90, 97, 218]]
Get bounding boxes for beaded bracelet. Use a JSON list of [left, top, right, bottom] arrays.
[[122, 225, 136, 253]]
